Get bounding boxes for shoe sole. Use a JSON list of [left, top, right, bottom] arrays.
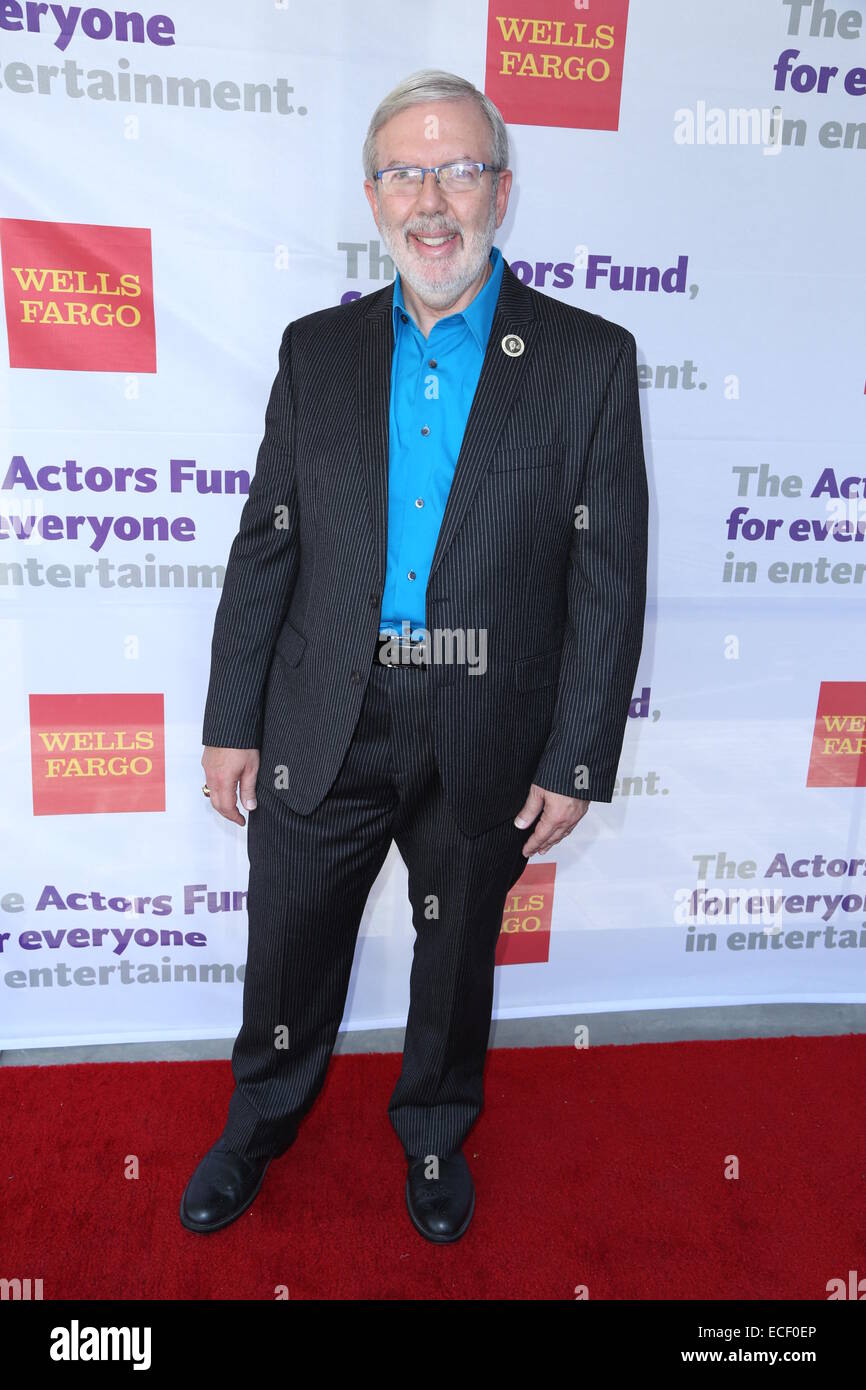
[[179, 1157, 272, 1234], [405, 1179, 475, 1244]]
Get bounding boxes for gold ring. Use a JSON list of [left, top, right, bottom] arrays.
[[202, 784, 211, 798]]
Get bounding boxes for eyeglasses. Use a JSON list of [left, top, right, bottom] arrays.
[[375, 161, 500, 194]]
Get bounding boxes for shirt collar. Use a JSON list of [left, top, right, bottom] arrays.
[[392, 245, 504, 350]]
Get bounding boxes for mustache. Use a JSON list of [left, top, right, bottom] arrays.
[[405, 225, 462, 237]]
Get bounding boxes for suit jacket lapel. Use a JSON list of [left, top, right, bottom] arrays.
[[428, 263, 537, 583], [357, 257, 539, 593], [358, 289, 394, 591]]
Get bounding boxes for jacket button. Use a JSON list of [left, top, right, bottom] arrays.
[[351, 670, 360, 685], [369, 591, 379, 606]]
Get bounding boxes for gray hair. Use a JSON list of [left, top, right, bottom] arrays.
[[362, 69, 509, 185]]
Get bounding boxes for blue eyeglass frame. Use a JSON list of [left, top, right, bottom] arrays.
[[374, 160, 501, 188]]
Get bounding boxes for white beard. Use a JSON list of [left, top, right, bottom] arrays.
[[377, 192, 498, 309]]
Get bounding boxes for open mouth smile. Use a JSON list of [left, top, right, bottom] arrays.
[[408, 231, 460, 256]]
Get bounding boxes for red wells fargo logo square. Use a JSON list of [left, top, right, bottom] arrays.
[[484, 0, 630, 131], [807, 682, 866, 788], [29, 693, 165, 816], [496, 862, 556, 966], [0, 218, 156, 372]]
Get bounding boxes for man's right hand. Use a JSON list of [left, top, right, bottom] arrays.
[[202, 746, 260, 826]]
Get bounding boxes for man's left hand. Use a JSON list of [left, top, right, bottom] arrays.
[[514, 784, 590, 857]]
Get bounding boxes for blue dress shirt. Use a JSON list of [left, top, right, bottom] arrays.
[[379, 244, 505, 636]]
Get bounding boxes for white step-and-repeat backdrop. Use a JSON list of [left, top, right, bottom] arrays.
[[1, 0, 864, 1046]]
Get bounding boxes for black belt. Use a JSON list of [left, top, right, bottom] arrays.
[[374, 632, 428, 668]]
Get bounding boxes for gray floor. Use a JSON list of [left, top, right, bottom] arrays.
[[1, 1003, 863, 1065]]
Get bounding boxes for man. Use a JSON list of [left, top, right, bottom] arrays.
[[180, 69, 648, 1244]]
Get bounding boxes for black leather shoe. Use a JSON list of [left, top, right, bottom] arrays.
[[180, 1138, 272, 1233], [406, 1151, 475, 1243]]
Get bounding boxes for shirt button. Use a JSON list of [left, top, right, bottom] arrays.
[[420, 425, 430, 436], [429, 359, 437, 368], [414, 497, 424, 508], [400, 313, 408, 323], [407, 570, 416, 581]]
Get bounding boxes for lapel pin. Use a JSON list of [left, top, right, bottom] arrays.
[[501, 333, 524, 357]]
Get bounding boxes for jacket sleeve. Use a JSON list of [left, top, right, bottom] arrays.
[[201, 322, 300, 749], [531, 330, 648, 802]]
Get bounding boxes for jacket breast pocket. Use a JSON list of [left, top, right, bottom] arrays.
[[488, 445, 566, 474], [275, 620, 307, 668], [514, 647, 561, 692]]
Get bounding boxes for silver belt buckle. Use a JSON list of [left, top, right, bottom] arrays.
[[378, 632, 425, 667]]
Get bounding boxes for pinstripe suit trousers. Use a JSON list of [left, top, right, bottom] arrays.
[[220, 652, 534, 1163]]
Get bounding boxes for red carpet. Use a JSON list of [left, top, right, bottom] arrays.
[[2, 1035, 863, 1300]]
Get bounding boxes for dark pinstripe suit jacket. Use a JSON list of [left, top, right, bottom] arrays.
[[202, 257, 649, 837]]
